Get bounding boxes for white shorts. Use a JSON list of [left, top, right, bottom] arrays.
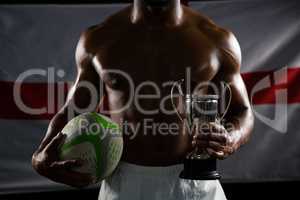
[[99, 162, 227, 200]]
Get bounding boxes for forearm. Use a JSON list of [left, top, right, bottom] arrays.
[[34, 106, 76, 154], [226, 106, 254, 150], [32, 106, 73, 173]]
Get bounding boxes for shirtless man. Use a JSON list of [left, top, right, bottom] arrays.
[[32, 0, 254, 199]]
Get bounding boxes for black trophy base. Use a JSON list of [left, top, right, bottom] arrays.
[[179, 158, 221, 180]]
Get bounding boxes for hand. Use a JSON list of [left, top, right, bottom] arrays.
[[192, 122, 238, 160], [32, 132, 93, 188]]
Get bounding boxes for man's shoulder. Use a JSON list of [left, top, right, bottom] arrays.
[[187, 8, 233, 44], [204, 24, 241, 66], [185, 7, 241, 69], [78, 6, 132, 52], [184, 6, 216, 27], [75, 6, 132, 65]]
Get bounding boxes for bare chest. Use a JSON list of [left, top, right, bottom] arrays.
[[93, 27, 220, 89]]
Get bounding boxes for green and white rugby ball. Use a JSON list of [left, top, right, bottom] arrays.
[[59, 112, 123, 183]]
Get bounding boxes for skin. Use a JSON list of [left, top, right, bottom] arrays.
[[32, 0, 254, 187]]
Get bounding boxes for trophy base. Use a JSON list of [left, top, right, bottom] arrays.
[[179, 158, 221, 180]]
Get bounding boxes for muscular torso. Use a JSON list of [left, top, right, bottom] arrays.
[[84, 6, 229, 166]]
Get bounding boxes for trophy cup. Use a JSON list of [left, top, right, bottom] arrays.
[[171, 80, 231, 180]]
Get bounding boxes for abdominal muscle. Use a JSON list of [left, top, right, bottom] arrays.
[[117, 115, 193, 166], [104, 81, 196, 166]]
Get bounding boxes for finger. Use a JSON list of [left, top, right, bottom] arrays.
[[65, 171, 93, 183], [199, 125, 211, 134], [45, 132, 66, 152], [208, 141, 224, 152], [52, 169, 94, 187], [51, 159, 83, 169], [192, 140, 209, 149], [207, 133, 228, 144], [209, 122, 226, 133], [206, 148, 225, 159], [195, 131, 229, 145], [193, 133, 209, 141]]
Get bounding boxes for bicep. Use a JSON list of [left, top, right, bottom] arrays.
[[226, 73, 251, 116], [64, 33, 101, 112], [65, 64, 101, 111], [217, 31, 250, 115]]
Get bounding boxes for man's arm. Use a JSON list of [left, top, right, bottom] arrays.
[[32, 30, 102, 187], [194, 30, 254, 159]]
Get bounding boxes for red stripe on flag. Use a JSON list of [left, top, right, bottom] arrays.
[[0, 82, 69, 120], [0, 68, 299, 120], [242, 68, 300, 104]]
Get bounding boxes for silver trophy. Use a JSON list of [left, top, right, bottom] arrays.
[[171, 80, 231, 180]]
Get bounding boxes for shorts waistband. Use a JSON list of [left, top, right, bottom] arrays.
[[117, 162, 183, 176]]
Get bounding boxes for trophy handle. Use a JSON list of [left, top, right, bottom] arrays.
[[219, 82, 232, 122], [171, 79, 185, 123]]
